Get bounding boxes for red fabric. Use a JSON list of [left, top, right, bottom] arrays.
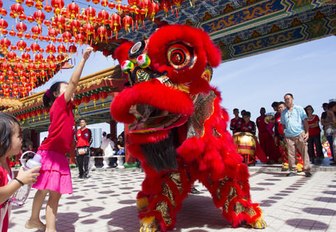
[[0, 158, 11, 232], [307, 115, 321, 137], [75, 128, 91, 147], [39, 94, 75, 154]]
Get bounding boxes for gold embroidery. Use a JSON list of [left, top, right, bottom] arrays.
[[155, 201, 172, 225]]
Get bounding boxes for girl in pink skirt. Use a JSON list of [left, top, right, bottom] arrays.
[[25, 47, 93, 232]]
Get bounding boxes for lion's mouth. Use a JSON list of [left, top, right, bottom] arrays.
[[128, 104, 188, 133]]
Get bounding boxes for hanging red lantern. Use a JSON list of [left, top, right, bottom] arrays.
[[18, 13, 26, 21], [96, 25, 107, 42], [110, 13, 121, 37], [26, 15, 34, 23], [70, 19, 81, 34], [85, 6, 96, 22], [75, 33, 85, 45], [24, 33, 31, 40], [92, 0, 100, 4], [0, 73, 4, 83], [62, 31, 72, 43], [101, 0, 108, 7], [57, 53, 65, 62], [46, 43, 56, 54], [34, 53, 43, 64], [102, 49, 110, 57], [97, 10, 109, 24], [10, 3, 24, 18], [57, 44, 66, 53], [15, 63, 24, 72], [16, 31, 23, 38], [46, 54, 56, 63], [53, 15, 65, 30], [0, 8, 7, 17], [25, 0, 34, 8], [68, 44, 77, 53], [31, 25, 42, 35], [30, 42, 40, 52], [148, 1, 159, 20], [0, 17, 8, 30], [9, 29, 16, 37], [35, 1, 43, 10], [33, 10, 45, 24], [122, 15, 133, 32], [7, 51, 17, 63], [0, 37, 11, 49], [16, 39, 27, 51], [83, 23, 95, 39], [51, 0, 65, 15], [0, 0, 3, 8], [138, 0, 150, 16], [21, 52, 31, 62], [44, 5, 52, 13], [16, 21, 27, 32], [67, 1, 80, 19], [48, 27, 58, 39], [108, 2, 115, 9], [44, 19, 51, 27]]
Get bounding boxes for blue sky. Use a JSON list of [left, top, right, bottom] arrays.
[[36, 35, 336, 126]]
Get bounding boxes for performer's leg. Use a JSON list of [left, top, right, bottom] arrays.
[[200, 164, 266, 229], [137, 170, 192, 232]]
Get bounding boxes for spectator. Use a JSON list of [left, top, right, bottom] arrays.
[[327, 100, 336, 165], [230, 108, 243, 134], [304, 105, 324, 164], [257, 107, 281, 163], [75, 118, 92, 179], [240, 111, 256, 135], [321, 102, 335, 162], [100, 133, 115, 168], [281, 93, 312, 177]]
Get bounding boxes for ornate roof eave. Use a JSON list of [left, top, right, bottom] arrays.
[[0, 97, 22, 111], [5, 65, 125, 116]]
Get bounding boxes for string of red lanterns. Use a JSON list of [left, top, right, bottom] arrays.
[[0, 0, 188, 100]]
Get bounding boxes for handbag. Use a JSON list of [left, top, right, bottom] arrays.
[[77, 147, 88, 155]]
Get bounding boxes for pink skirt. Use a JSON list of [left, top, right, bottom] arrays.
[[32, 150, 73, 194]]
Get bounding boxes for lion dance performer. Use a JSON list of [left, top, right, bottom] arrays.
[[110, 25, 266, 231]]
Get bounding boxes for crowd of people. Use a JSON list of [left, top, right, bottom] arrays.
[[230, 94, 336, 176]]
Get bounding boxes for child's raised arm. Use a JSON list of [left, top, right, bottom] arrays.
[[64, 46, 93, 102]]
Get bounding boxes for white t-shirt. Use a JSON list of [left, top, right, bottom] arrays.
[[100, 137, 115, 157]]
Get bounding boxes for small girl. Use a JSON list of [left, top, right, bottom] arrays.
[[25, 47, 93, 232], [0, 112, 40, 232]]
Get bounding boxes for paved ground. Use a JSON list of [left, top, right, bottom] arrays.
[[9, 159, 336, 232]]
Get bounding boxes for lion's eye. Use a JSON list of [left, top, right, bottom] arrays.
[[167, 43, 195, 70], [129, 41, 146, 59]]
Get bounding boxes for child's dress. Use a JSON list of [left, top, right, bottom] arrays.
[[0, 158, 12, 232], [33, 94, 74, 194]]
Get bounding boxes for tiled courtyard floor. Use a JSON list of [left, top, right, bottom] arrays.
[[9, 162, 336, 232]]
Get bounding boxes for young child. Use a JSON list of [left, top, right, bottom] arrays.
[[25, 47, 93, 231], [0, 113, 40, 232]]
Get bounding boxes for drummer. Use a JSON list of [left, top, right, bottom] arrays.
[[240, 111, 256, 135]]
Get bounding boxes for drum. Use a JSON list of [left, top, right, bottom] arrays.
[[233, 132, 256, 165]]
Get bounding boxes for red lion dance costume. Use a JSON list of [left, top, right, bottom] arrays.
[[111, 25, 266, 231]]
